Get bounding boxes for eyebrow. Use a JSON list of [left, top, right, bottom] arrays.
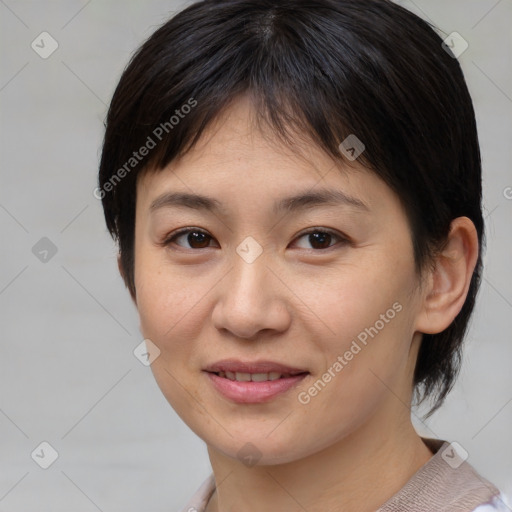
[[149, 189, 369, 215]]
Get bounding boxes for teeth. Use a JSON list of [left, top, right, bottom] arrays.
[[216, 371, 296, 381], [252, 372, 272, 382]]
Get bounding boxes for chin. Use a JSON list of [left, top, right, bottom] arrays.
[[202, 427, 321, 467]]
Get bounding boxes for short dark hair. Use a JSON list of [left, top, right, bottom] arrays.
[[98, 0, 484, 416]]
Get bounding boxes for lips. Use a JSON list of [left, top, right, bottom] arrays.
[[203, 359, 309, 403]]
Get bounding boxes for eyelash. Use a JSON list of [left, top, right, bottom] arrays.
[[160, 227, 350, 251]]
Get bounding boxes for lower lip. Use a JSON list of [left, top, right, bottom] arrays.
[[205, 372, 308, 403]]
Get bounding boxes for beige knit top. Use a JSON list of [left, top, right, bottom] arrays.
[[179, 438, 502, 512]]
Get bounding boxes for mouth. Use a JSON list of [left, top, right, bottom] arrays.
[[203, 360, 310, 403], [209, 370, 308, 382]]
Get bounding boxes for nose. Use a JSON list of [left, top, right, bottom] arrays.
[[211, 252, 292, 340]]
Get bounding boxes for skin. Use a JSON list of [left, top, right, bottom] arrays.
[[125, 94, 479, 512]]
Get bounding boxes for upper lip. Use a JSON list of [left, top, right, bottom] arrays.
[[204, 359, 309, 375]]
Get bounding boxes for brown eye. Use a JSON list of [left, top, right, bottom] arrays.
[[165, 229, 215, 249], [293, 229, 348, 250], [307, 232, 333, 249]]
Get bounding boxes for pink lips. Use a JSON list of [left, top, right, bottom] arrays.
[[203, 359, 309, 403]]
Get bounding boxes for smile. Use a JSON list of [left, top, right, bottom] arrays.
[[214, 371, 299, 382], [205, 371, 309, 403]]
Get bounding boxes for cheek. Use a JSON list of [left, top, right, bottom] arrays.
[[134, 249, 204, 349], [295, 305, 415, 449], [294, 255, 418, 398], [294, 251, 415, 337], [137, 281, 202, 346], [134, 256, 210, 417]]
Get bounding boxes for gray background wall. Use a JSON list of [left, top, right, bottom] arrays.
[[0, 0, 511, 510]]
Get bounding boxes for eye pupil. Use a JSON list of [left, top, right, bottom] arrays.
[[188, 231, 210, 248], [309, 232, 331, 249]]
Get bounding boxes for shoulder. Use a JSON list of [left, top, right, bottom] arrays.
[[378, 439, 505, 512]]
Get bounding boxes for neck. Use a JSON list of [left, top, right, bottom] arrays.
[[205, 415, 433, 512]]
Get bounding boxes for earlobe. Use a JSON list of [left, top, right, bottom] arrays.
[[415, 217, 479, 335]]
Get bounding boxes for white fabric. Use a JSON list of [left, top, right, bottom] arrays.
[[473, 495, 511, 511], [179, 475, 215, 512]]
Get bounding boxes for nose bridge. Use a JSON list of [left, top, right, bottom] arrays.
[[229, 234, 271, 306], [212, 244, 290, 338]]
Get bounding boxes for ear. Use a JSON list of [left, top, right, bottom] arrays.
[[117, 254, 137, 305], [415, 217, 479, 335]]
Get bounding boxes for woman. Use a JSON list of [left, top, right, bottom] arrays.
[[97, 0, 508, 510]]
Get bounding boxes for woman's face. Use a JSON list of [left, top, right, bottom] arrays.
[[132, 96, 426, 465]]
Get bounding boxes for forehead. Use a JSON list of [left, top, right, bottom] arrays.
[[158, 95, 338, 176], [135, 95, 398, 219]]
